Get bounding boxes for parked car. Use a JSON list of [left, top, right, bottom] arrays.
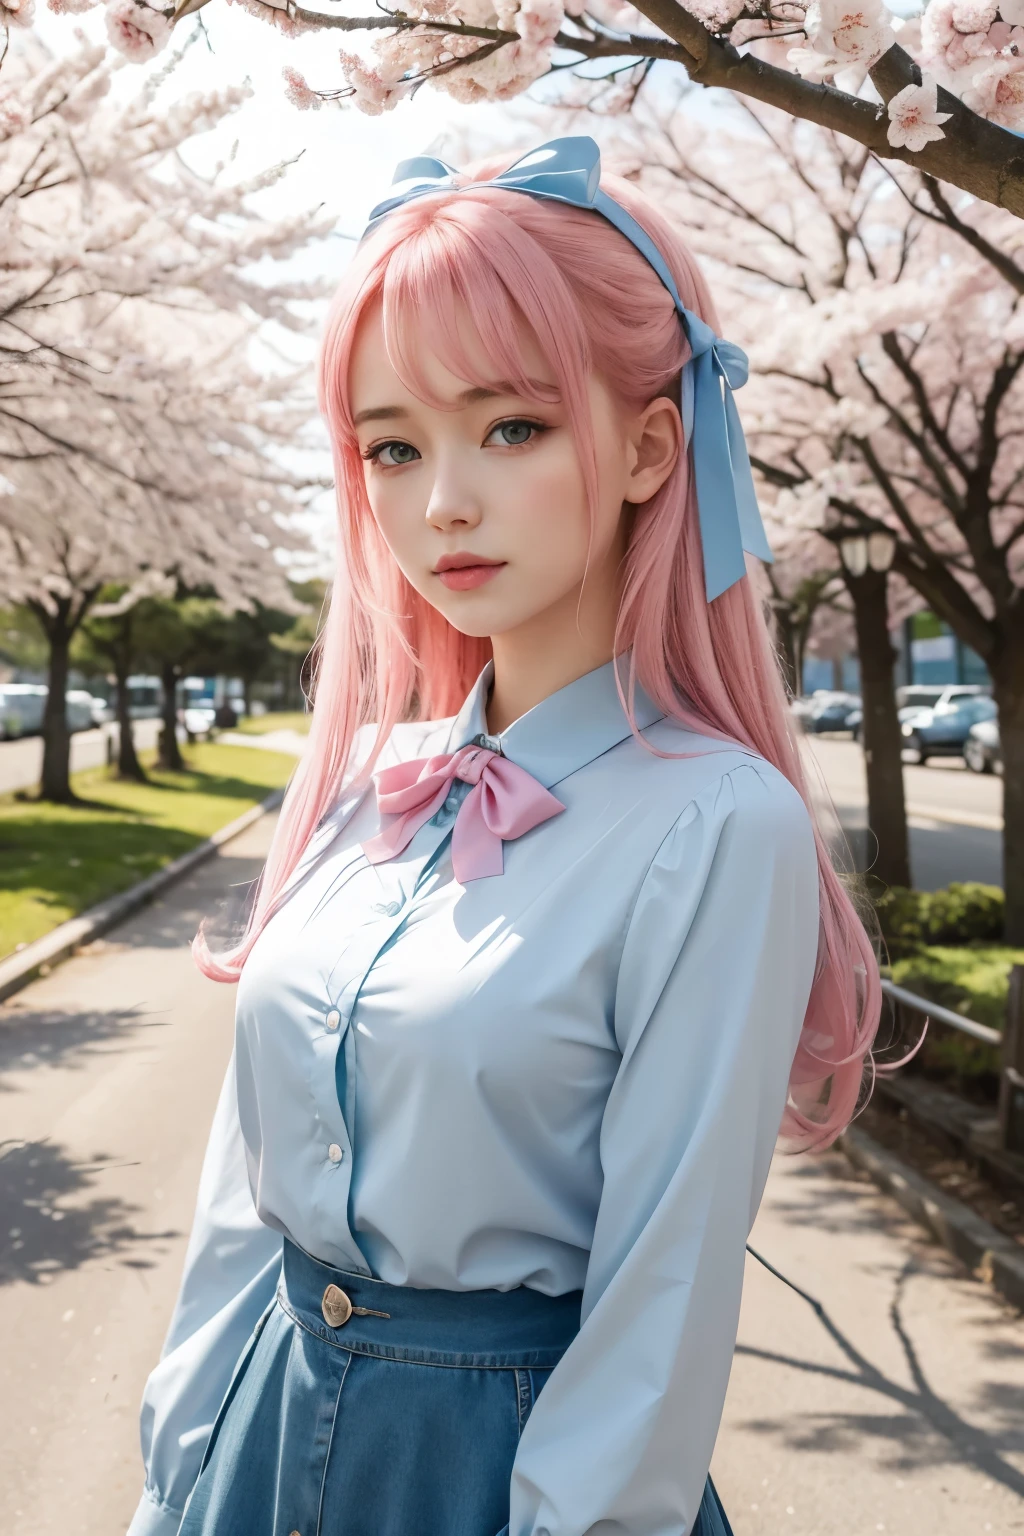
[[85, 693, 112, 726], [803, 691, 862, 734], [964, 714, 1002, 774], [901, 694, 997, 764], [0, 683, 46, 739], [895, 684, 989, 723], [180, 703, 217, 741], [0, 685, 107, 740], [65, 690, 100, 733]]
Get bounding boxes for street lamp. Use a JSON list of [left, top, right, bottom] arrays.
[[838, 529, 896, 576]]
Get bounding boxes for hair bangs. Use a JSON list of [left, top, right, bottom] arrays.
[[377, 194, 588, 420]]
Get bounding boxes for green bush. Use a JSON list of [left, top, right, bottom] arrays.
[[875, 882, 1004, 956], [887, 944, 1020, 1091]]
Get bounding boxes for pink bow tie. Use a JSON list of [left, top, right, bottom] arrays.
[[362, 743, 564, 881]]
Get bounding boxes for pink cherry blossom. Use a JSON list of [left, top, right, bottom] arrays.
[[686, 0, 746, 29], [104, 0, 172, 59], [0, 89, 29, 138], [788, 0, 893, 80], [338, 48, 414, 114], [47, 0, 101, 13], [282, 65, 322, 110], [886, 76, 954, 150], [920, 0, 1000, 71], [514, 0, 563, 46], [1, 0, 35, 26], [962, 51, 1024, 121]]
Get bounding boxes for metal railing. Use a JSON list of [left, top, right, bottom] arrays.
[[879, 965, 1024, 1153], [880, 978, 1001, 1046]]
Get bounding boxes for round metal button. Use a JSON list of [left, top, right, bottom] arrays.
[[325, 1009, 341, 1032], [322, 1284, 353, 1328], [328, 1143, 343, 1164]]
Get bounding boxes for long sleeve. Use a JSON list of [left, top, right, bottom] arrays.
[[507, 762, 820, 1536], [127, 1056, 283, 1536]]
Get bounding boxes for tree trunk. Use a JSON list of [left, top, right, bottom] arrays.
[[845, 567, 911, 891], [243, 675, 253, 717], [158, 663, 184, 771], [992, 664, 1024, 945], [38, 604, 73, 803], [114, 630, 146, 782]]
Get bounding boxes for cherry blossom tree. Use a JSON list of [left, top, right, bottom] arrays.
[[619, 105, 1024, 926], [29, 0, 1024, 219], [0, 38, 327, 799]]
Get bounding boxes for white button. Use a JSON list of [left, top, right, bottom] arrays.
[[325, 1009, 341, 1031], [328, 1143, 344, 1164]]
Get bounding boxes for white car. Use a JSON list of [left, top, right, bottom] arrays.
[[0, 685, 106, 739], [65, 690, 100, 733], [0, 683, 46, 739], [181, 704, 217, 740]]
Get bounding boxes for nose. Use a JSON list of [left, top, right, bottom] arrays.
[[424, 455, 483, 534]]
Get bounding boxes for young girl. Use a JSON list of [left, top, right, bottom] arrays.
[[127, 136, 880, 1536]]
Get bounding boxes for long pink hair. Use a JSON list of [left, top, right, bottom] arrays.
[[195, 156, 882, 1152]]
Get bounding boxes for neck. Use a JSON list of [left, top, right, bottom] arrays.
[[486, 584, 620, 736]]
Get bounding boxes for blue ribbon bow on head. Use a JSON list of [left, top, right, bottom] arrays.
[[362, 136, 773, 602]]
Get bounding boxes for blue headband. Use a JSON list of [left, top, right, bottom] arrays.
[[362, 135, 773, 602]]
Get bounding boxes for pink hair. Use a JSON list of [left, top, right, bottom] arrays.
[[195, 157, 881, 1152]]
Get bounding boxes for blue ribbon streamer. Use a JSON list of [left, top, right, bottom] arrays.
[[362, 136, 774, 602]]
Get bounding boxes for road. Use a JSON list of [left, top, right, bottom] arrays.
[[805, 736, 1003, 889], [1, 813, 1021, 1534], [0, 720, 163, 795]]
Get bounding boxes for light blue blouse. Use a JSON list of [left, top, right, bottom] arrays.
[[128, 659, 820, 1536]]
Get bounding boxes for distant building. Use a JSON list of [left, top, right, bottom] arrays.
[[801, 612, 989, 695]]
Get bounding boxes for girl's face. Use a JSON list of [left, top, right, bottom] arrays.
[[348, 301, 680, 646]]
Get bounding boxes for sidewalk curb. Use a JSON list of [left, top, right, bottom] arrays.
[[0, 789, 284, 1005], [839, 1125, 1024, 1311]]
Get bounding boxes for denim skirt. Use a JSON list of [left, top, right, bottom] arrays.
[[178, 1239, 735, 1536]]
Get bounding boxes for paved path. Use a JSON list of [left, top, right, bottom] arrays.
[[805, 737, 1003, 889], [0, 720, 163, 795], [0, 811, 1020, 1533]]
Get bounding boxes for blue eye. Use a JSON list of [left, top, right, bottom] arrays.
[[486, 419, 545, 447], [369, 441, 420, 467]]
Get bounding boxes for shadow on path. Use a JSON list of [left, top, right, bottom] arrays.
[[741, 1244, 1024, 1495], [0, 1137, 178, 1287], [0, 1005, 165, 1091]]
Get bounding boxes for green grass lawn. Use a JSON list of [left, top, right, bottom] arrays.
[[233, 710, 311, 736], [0, 743, 296, 960]]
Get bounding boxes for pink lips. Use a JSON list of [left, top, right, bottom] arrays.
[[434, 553, 506, 592]]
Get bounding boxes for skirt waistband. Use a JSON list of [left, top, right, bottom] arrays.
[[279, 1239, 583, 1369]]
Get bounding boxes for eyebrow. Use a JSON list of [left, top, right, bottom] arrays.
[[352, 384, 549, 429]]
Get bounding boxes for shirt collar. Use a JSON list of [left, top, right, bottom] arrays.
[[444, 657, 664, 791]]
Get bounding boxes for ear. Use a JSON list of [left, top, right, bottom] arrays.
[[624, 396, 682, 506]]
